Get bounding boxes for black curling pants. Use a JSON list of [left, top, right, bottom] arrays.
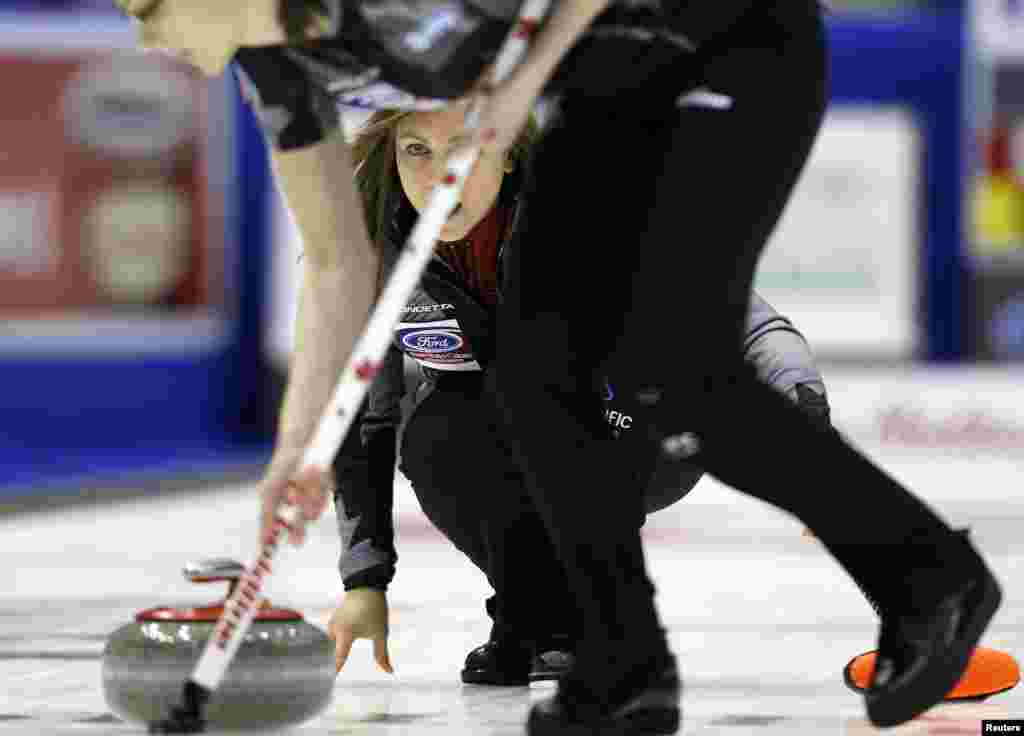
[[399, 378, 582, 645], [488, 0, 977, 697], [399, 377, 704, 648]]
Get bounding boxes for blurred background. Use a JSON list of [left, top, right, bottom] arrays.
[[2, 0, 1024, 512]]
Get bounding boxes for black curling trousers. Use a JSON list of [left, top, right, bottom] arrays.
[[489, 0, 978, 697], [399, 378, 582, 644], [399, 377, 700, 647]]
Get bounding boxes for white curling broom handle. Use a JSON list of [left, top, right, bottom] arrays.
[[190, 503, 302, 690], [187, 0, 549, 692]]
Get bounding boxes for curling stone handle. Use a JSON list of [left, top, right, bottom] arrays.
[[183, 559, 246, 597]]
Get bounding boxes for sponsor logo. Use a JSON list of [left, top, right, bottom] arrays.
[[337, 82, 447, 112], [877, 405, 1024, 454], [676, 88, 732, 110], [604, 408, 633, 431], [400, 303, 454, 313], [395, 319, 476, 368], [401, 329, 463, 354], [601, 382, 633, 431], [62, 52, 195, 160], [402, 4, 474, 52]]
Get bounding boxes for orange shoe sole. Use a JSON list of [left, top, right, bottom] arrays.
[[843, 646, 1020, 701]]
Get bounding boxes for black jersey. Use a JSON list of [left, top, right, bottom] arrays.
[[234, 0, 519, 149], [232, 0, 800, 151]]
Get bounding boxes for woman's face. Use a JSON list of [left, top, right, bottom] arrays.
[[116, 0, 267, 77], [395, 106, 513, 243]]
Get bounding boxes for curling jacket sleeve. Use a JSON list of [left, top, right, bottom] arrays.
[[233, 46, 341, 151], [743, 291, 830, 425], [331, 345, 406, 591]]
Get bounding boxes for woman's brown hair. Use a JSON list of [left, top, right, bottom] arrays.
[[351, 110, 538, 293], [350, 110, 539, 254]]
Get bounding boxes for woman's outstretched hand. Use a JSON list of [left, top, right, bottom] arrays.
[[329, 588, 394, 675]]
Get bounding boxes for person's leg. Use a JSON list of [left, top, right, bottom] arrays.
[[495, 9, 827, 705], [495, 0, 997, 729], [492, 88, 685, 708], [482, 488, 581, 648], [398, 380, 578, 680], [399, 384, 494, 577], [592, 0, 998, 725], [606, 1, 985, 616]]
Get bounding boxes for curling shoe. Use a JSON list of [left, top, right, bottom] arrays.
[[530, 638, 576, 683], [527, 659, 680, 735], [865, 561, 1002, 727], [462, 637, 532, 686], [463, 633, 576, 686]]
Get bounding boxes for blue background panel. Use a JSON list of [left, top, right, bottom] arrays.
[[827, 10, 966, 360]]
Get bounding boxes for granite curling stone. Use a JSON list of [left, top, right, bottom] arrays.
[[102, 558, 334, 730]]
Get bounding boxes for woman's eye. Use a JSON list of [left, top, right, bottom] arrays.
[[404, 143, 430, 157]]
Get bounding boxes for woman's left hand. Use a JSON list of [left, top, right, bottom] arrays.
[[328, 588, 394, 675]]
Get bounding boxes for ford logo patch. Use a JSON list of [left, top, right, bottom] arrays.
[[401, 329, 463, 354]]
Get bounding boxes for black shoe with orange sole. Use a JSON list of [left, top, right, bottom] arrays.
[[864, 566, 1003, 727], [844, 645, 1019, 703]]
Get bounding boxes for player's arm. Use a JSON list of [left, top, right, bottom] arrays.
[[328, 346, 404, 675], [269, 135, 379, 457], [256, 132, 382, 543], [233, 49, 381, 541], [332, 345, 404, 593]]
